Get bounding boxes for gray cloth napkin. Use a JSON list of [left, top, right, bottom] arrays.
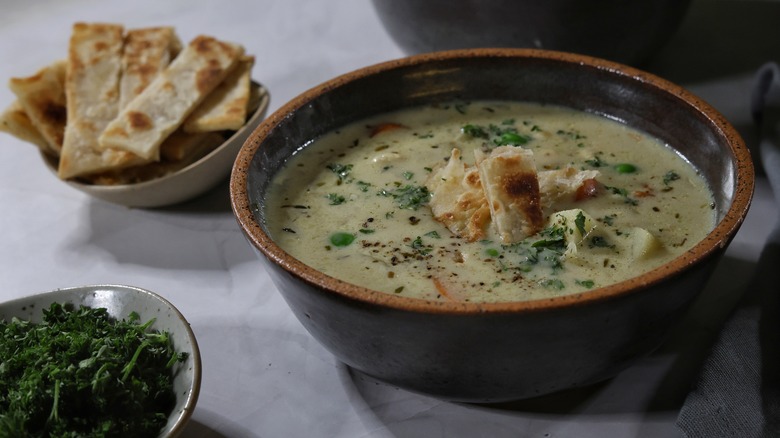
[[677, 63, 780, 437]]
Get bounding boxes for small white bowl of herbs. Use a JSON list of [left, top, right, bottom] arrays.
[[0, 284, 201, 437]]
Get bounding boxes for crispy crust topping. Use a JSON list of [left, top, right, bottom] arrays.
[[426, 146, 602, 244]]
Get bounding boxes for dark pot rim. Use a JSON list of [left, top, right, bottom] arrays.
[[230, 48, 754, 315]]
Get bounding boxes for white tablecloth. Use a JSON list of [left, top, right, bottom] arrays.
[[1, 1, 777, 436]]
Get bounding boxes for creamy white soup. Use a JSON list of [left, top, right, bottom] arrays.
[[265, 101, 715, 303]]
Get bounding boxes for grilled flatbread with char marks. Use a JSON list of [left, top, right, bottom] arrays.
[[427, 147, 604, 244], [475, 145, 544, 243], [8, 60, 67, 155], [98, 35, 244, 161], [425, 147, 491, 242], [83, 131, 225, 185], [119, 26, 182, 109], [0, 100, 51, 152], [58, 22, 146, 179], [183, 55, 254, 133], [538, 166, 601, 214]]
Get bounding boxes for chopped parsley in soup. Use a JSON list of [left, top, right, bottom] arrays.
[[265, 101, 715, 303]]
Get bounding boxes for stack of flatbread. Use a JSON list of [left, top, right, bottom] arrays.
[[0, 22, 257, 184]]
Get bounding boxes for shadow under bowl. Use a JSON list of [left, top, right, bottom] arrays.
[[230, 49, 753, 402]]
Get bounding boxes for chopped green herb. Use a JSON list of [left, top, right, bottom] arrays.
[[356, 181, 372, 192], [402, 171, 414, 180], [585, 155, 606, 168], [485, 248, 500, 257], [604, 185, 639, 205], [326, 193, 346, 205], [498, 225, 567, 274], [359, 229, 375, 234], [378, 185, 431, 210], [424, 231, 441, 239], [462, 122, 533, 147], [556, 129, 586, 140], [574, 211, 587, 236], [462, 124, 488, 139], [576, 279, 595, 288], [606, 185, 628, 197], [531, 225, 567, 250], [495, 131, 530, 146], [589, 236, 615, 249], [540, 279, 565, 290], [326, 163, 353, 183], [410, 236, 432, 255], [0, 303, 186, 436], [663, 170, 681, 186]]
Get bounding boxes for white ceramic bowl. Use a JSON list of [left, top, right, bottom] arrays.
[[0, 284, 201, 438], [43, 83, 269, 208]]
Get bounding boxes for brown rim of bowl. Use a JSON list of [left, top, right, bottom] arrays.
[[230, 48, 754, 315]]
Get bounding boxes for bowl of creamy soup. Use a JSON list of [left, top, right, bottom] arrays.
[[230, 49, 753, 402]]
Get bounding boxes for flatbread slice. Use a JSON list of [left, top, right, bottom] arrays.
[[8, 60, 67, 154], [58, 22, 145, 179], [183, 55, 254, 133], [538, 166, 600, 213], [98, 35, 245, 160], [425, 147, 491, 241], [476, 146, 544, 243], [119, 26, 182, 109], [0, 101, 51, 153], [159, 128, 225, 162], [83, 131, 224, 185]]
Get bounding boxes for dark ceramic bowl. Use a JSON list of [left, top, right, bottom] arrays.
[[372, 0, 691, 66], [230, 49, 753, 402]]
